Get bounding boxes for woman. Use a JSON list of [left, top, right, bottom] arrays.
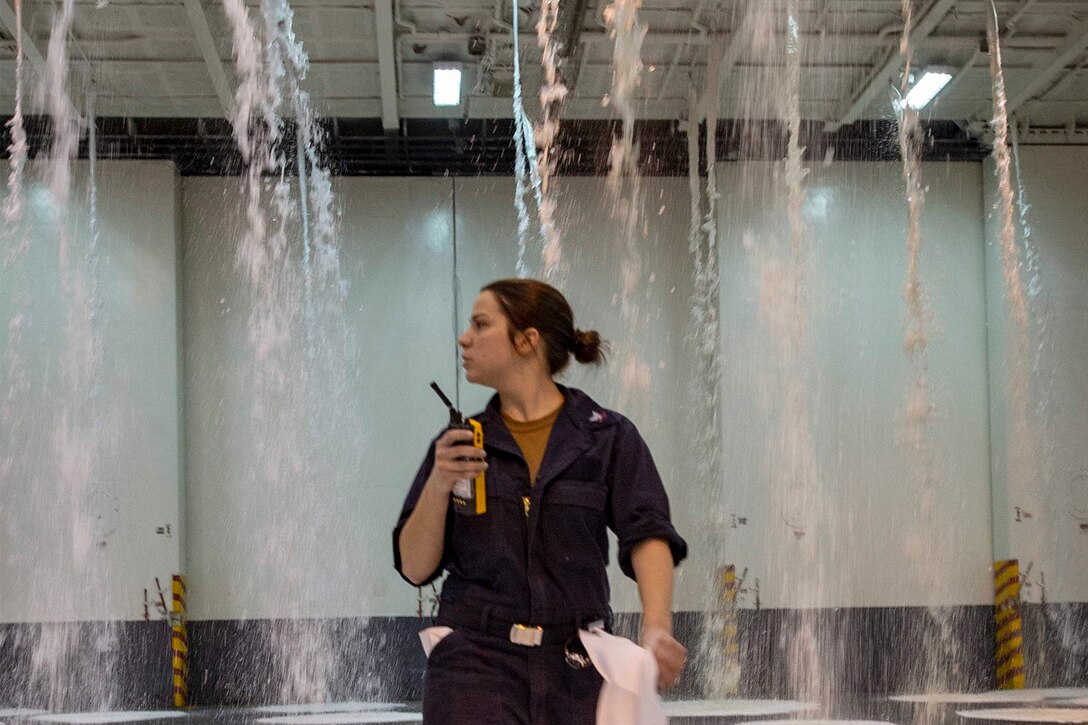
[[394, 278, 687, 724]]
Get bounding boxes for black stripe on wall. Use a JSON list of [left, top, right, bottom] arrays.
[[1, 604, 1084, 709]]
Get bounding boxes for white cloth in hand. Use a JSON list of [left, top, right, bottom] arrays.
[[578, 628, 667, 725]]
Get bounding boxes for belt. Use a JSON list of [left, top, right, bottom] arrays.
[[436, 602, 607, 647]]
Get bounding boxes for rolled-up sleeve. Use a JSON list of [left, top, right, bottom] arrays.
[[392, 437, 452, 586], [607, 421, 688, 580]]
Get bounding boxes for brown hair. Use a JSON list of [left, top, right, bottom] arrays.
[[482, 279, 607, 375]]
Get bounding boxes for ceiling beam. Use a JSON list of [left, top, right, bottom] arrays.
[[1006, 16, 1088, 118], [824, 0, 958, 132], [1, 0, 81, 123], [0, 0, 46, 73], [181, 0, 232, 118], [1037, 54, 1088, 101], [373, 0, 400, 132]]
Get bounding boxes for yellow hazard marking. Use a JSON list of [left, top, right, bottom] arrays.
[[717, 565, 740, 697], [997, 619, 1022, 642], [172, 574, 189, 708], [993, 560, 1024, 690]]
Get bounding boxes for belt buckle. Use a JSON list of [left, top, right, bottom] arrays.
[[509, 624, 543, 647]]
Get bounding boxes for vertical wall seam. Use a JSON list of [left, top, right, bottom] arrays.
[[981, 159, 1001, 566], [174, 166, 189, 584], [451, 178, 462, 409]]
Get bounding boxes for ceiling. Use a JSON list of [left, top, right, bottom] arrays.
[[2, 0, 1088, 144]]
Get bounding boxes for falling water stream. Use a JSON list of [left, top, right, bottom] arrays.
[[511, 0, 549, 278], [895, 7, 937, 495], [983, 3, 1060, 685], [3, 0, 28, 228], [220, 0, 360, 702], [892, 0, 965, 707], [1008, 128, 1086, 680], [511, 12, 535, 279], [603, 0, 652, 410], [695, 1, 827, 700], [534, 0, 564, 277], [985, 0, 1034, 524], [777, 1, 829, 707], [689, 41, 729, 700], [2, 0, 28, 520], [10, 0, 124, 708]]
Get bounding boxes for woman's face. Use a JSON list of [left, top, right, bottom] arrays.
[[458, 291, 522, 386]]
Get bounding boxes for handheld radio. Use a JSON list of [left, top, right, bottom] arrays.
[[430, 382, 486, 515]]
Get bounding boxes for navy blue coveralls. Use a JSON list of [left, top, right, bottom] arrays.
[[394, 385, 687, 724]]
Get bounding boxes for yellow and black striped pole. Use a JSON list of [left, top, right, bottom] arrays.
[[993, 559, 1025, 689], [718, 565, 740, 696], [171, 575, 189, 707]]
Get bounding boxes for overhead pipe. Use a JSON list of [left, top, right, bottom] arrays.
[[397, 29, 1060, 50]]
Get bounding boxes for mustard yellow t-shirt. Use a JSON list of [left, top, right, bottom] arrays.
[[501, 402, 564, 486]]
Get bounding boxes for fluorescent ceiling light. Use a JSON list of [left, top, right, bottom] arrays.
[[897, 70, 952, 111], [433, 65, 462, 107]]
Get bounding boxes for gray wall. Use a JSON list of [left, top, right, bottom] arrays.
[[713, 161, 994, 609], [181, 177, 457, 620], [1, 160, 183, 622], [3, 153, 1087, 626], [985, 147, 1088, 604]]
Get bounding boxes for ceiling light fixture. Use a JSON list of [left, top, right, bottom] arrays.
[[433, 63, 463, 107], [897, 70, 953, 111]]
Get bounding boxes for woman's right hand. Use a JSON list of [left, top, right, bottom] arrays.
[[426, 428, 488, 494]]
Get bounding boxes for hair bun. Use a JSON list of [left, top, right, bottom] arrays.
[[572, 328, 606, 365]]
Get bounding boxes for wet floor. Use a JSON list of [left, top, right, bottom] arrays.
[[3, 694, 1088, 725]]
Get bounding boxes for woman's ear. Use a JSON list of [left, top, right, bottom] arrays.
[[514, 328, 540, 356]]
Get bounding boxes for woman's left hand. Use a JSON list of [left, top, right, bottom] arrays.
[[641, 626, 687, 690]]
